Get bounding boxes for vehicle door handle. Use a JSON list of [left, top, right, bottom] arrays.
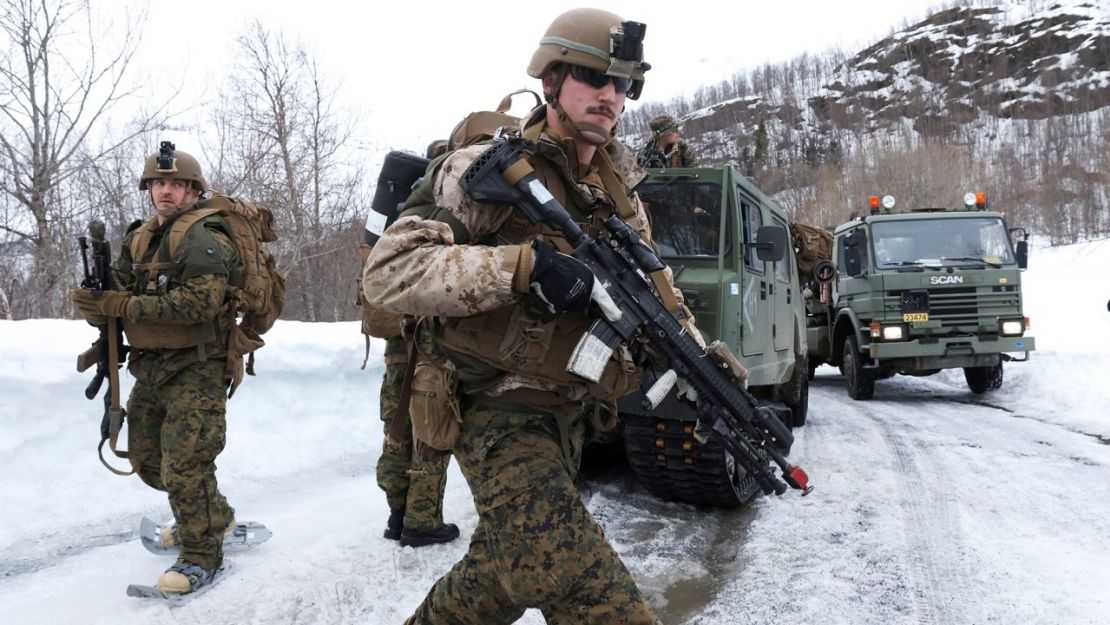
[[760, 281, 767, 300]]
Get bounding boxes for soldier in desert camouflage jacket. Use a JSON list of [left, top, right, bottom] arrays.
[[364, 9, 703, 625], [637, 113, 698, 169], [71, 145, 243, 596]]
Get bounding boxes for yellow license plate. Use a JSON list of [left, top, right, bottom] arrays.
[[903, 312, 929, 322]]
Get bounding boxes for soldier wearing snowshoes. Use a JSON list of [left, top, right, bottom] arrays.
[[71, 143, 257, 596], [364, 8, 693, 624]]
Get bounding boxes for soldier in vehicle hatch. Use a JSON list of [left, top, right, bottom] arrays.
[[637, 113, 698, 168], [363, 8, 704, 624]]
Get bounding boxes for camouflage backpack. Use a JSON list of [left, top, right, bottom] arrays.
[[139, 193, 285, 391], [790, 221, 834, 282]]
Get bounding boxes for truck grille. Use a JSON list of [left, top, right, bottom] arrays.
[[885, 287, 1021, 331]]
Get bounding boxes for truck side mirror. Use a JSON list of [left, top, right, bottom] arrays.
[[1015, 239, 1028, 269], [754, 225, 787, 262], [842, 230, 867, 277]]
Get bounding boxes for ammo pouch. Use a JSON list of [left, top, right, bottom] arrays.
[[437, 304, 639, 402], [122, 319, 216, 350], [409, 355, 461, 451], [226, 323, 266, 397]]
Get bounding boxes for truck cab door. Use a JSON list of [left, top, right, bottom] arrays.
[[740, 195, 771, 358], [771, 214, 794, 353]]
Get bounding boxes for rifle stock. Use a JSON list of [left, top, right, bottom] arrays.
[[461, 138, 812, 497]]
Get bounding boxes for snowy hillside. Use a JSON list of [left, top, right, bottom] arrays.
[[1, 237, 1108, 625], [652, 1, 1110, 239]]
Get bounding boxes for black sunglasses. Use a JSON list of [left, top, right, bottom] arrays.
[[568, 65, 634, 94]]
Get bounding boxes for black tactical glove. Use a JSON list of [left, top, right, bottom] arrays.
[[528, 240, 594, 314]]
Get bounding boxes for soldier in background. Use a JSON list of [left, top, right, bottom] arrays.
[[361, 138, 458, 548], [637, 113, 698, 168], [70, 145, 245, 595], [364, 8, 697, 624]]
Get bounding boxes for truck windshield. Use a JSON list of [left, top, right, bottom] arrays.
[[637, 181, 725, 258], [870, 216, 1016, 268]]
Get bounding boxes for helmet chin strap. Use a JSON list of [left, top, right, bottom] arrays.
[[547, 66, 613, 147]]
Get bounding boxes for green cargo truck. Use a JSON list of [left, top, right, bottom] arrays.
[[804, 193, 1035, 400], [616, 166, 809, 507]]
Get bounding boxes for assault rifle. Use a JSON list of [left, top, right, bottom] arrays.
[[76, 220, 132, 475], [636, 145, 667, 169], [460, 138, 812, 497]]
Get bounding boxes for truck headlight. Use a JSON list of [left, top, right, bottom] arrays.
[[1000, 319, 1024, 336], [882, 325, 905, 341]]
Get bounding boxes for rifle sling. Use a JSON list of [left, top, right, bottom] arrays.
[[99, 316, 136, 476]]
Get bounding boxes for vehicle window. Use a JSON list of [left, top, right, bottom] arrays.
[[638, 181, 725, 258], [741, 194, 764, 273], [871, 216, 1017, 267]]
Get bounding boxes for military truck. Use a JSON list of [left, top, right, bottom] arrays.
[[804, 193, 1035, 400], [616, 166, 809, 508]]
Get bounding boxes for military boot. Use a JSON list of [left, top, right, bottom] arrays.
[[155, 559, 217, 594], [159, 510, 237, 551], [384, 507, 405, 540], [399, 523, 460, 548]]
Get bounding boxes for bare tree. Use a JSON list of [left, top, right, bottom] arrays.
[[205, 21, 367, 322], [0, 0, 161, 317]]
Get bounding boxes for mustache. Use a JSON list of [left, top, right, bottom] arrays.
[[586, 105, 616, 120]]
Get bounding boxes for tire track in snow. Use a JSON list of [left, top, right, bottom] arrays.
[[865, 406, 973, 625]]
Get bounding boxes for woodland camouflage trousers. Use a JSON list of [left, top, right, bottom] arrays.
[[127, 355, 233, 571], [404, 400, 660, 625], [376, 359, 451, 531]]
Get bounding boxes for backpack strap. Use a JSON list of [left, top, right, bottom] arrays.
[[129, 218, 175, 274], [595, 148, 636, 220], [166, 207, 225, 255]]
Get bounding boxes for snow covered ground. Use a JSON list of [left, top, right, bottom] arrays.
[[1, 238, 1107, 625]]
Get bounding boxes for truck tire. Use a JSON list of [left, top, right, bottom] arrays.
[[622, 414, 761, 508], [783, 355, 809, 427], [843, 335, 875, 400], [964, 362, 1003, 394]]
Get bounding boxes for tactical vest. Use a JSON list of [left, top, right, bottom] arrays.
[[428, 125, 642, 404], [121, 209, 241, 353]]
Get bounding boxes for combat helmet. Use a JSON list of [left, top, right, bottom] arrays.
[[527, 8, 650, 100], [649, 114, 680, 136], [138, 141, 208, 193]]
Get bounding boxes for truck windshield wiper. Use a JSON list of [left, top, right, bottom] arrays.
[[882, 260, 925, 269], [940, 256, 1001, 267]]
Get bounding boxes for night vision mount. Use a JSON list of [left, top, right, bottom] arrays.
[[609, 20, 650, 75], [156, 141, 177, 172]]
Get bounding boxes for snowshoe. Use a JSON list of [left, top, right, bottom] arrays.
[[140, 516, 272, 556], [126, 560, 233, 606]]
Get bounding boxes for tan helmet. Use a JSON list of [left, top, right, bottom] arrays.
[[649, 114, 680, 136], [138, 141, 208, 193], [527, 8, 650, 100]]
